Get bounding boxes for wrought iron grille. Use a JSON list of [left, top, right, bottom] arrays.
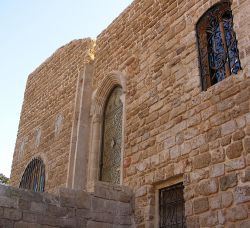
[[100, 86, 123, 184], [197, 2, 241, 90], [19, 158, 45, 192], [159, 183, 186, 228]]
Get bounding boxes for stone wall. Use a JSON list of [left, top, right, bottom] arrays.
[[93, 0, 250, 227], [0, 183, 134, 228], [9, 0, 250, 227], [10, 39, 95, 192]]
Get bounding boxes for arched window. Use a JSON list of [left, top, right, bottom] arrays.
[[19, 158, 45, 192], [196, 2, 241, 91], [100, 86, 123, 184]]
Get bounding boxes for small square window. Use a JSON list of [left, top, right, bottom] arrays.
[[159, 183, 186, 228]]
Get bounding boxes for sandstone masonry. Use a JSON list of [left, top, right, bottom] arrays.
[[6, 0, 250, 227]]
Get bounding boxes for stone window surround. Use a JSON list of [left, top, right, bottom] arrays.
[[154, 175, 184, 228], [66, 63, 127, 191], [87, 71, 127, 191]]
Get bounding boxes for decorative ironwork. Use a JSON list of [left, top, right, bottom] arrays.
[[197, 2, 241, 90], [19, 158, 45, 192], [100, 86, 123, 184], [159, 183, 186, 228]]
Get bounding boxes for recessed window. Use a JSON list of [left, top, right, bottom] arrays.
[[99, 86, 123, 184], [159, 183, 186, 228], [19, 158, 45, 192], [196, 2, 241, 90]]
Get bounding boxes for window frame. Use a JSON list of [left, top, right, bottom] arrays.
[[19, 157, 45, 192], [196, 1, 241, 91], [155, 176, 185, 228]]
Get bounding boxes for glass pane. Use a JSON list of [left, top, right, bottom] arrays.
[[207, 15, 226, 84], [19, 158, 45, 192], [223, 11, 241, 74], [100, 87, 123, 184]]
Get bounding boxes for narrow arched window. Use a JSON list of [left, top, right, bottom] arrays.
[[100, 86, 123, 184], [19, 158, 45, 192], [196, 2, 241, 90]]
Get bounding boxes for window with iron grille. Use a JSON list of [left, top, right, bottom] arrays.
[[196, 2, 241, 91], [99, 86, 123, 184], [19, 158, 45, 192], [159, 183, 186, 228]]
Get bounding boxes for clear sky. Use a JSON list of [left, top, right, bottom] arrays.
[[0, 0, 133, 177]]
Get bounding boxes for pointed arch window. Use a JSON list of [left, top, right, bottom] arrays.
[[196, 2, 241, 90], [100, 86, 123, 184], [19, 158, 45, 192]]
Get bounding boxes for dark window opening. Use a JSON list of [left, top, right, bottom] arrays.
[[196, 2, 241, 90], [19, 158, 45, 192], [159, 183, 186, 228]]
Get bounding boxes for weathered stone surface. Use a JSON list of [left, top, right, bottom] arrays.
[[193, 197, 209, 214], [241, 168, 250, 182], [211, 147, 225, 164], [3, 208, 22, 221], [210, 163, 225, 177], [6, 0, 250, 227], [196, 178, 218, 196], [226, 141, 243, 159], [220, 173, 238, 191], [0, 218, 15, 228], [225, 157, 245, 172], [193, 153, 211, 169], [240, 220, 250, 228], [186, 216, 199, 228], [210, 195, 221, 210], [243, 137, 250, 153], [200, 211, 218, 227], [221, 191, 233, 208], [232, 130, 245, 141], [234, 186, 250, 204], [0, 185, 133, 228], [221, 120, 237, 136], [226, 206, 248, 222]]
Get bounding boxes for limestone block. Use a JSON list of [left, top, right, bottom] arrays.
[[0, 196, 18, 209], [14, 221, 43, 228], [210, 195, 221, 210], [239, 220, 250, 228], [226, 206, 248, 222], [210, 163, 225, 178], [243, 137, 250, 153], [220, 173, 238, 191], [193, 197, 209, 214], [221, 120, 237, 136], [225, 157, 245, 172], [3, 208, 22, 221], [226, 141, 243, 159], [211, 147, 225, 164], [195, 178, 218, 196], [200, 211, 218, 227], [193, 153, 211, 169], [221, 191, 233, 208], [234, 185, 250, 204], [0, 218, 14, 228], [232, 130, 245, 141]]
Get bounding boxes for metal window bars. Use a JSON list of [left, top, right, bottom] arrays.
[[159, 183, 186, 228], [19, 158, 45, 192], [196, 2, 241, 90]]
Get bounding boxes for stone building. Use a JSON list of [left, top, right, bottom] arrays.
[[2, 0, 250, 227]]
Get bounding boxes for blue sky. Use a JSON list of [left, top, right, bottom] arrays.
[[0, 0, 133, 177]]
